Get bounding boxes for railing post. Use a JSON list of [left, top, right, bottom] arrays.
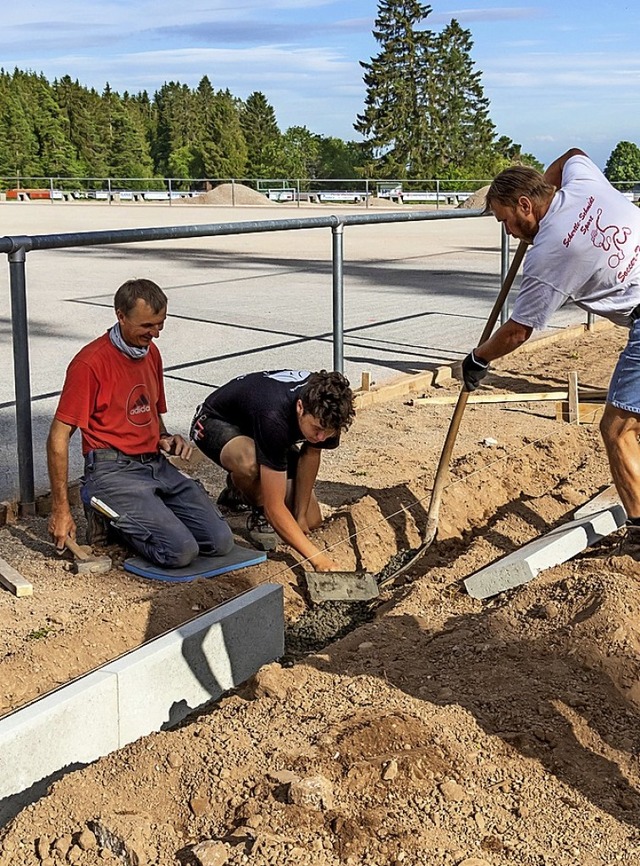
[[108, 177, 112, 206], [500, 225, 511, 325], [168, 177, 173, 207], [331, 223, 345, 374], [8, 246, 35, 513]]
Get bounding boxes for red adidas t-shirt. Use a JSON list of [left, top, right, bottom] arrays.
[[55, 332, 168, 455]]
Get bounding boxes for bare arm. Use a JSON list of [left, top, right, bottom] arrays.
[[261, 465, 340, 571], [46, 418, 77, 548], [293, 446, 322, 529], [475, 318, 533, 363], [543, 148, 587, 189]]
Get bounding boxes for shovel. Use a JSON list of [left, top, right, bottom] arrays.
[[378, 239, 528, 588], [304, 240, 527, 603], [305, 570, 379, 604]]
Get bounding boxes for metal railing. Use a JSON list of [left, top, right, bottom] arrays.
[[0, 175, 492, 209], [2, 206, 503, 512]]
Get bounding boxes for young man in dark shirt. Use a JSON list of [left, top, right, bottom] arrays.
[[191, 370, 355, 571]]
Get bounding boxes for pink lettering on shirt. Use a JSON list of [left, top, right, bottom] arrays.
[[563, 196, 595, 247], [591, 208, 631, 268]]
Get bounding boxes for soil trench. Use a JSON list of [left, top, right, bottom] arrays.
[[2, 325, 640, 865]]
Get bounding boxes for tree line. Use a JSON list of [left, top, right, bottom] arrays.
[[0, 70, 352, 185]]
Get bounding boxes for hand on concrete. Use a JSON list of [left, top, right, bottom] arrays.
[[462, 350, 489, 392], [160, 434, 192, 460], [310, 552, 343, 572]]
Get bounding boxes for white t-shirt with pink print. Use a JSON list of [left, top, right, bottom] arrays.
[[512, 155, 640, 329]]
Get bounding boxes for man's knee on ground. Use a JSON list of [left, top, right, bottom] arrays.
[[307, 513, 323, 531], [156, 534, 200, 569], [215, 525, 235, 557]]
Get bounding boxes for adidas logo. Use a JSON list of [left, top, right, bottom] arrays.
[[130, 394, 151, 416]]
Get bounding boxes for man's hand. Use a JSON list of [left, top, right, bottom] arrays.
[[48, 507, 77, 551], [309, 552, 343, 572], [159, 434, 192, 460], [462, 350, 489, 392]]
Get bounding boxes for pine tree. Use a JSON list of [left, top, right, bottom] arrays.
[[427, 20, 495, 178], [0, 70, 40, 179], [354, 0, 433, 177], [152, 82, 199, 175], [53, 76, 109, 178], [241, 91, 281, 178], [202, 89, 248, 178], [356, 3, 512, 180]]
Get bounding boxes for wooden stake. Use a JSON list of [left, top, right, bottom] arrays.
[[0, 557, 33, 597], [360, 371, 372, 392], [568, 371, 579, 425]]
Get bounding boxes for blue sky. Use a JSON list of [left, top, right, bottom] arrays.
[[4, 1, 639, 172]]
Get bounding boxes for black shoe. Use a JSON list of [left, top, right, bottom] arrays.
[[216, 474, 250, 513], [84, 504, 111, 547], [618, 523, 640, 558], [247, 508, 278, 551]]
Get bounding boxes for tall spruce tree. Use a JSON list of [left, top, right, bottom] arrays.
[[357, 3, 506, 179], [354, 0, 433, 177], [0, 70, 40, 179], [425, 21, 496, 178], [241, 91, 281, 178], [53, 76, 110, 177], [202, 89, 248, 178]]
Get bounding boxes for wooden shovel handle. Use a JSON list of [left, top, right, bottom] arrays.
[[426, 239, 529, 526]]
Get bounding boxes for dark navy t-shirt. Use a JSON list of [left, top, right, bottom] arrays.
[[203, 370, 339, 471]]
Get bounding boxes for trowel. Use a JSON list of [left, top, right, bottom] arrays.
[[304, 570, 379, 604]]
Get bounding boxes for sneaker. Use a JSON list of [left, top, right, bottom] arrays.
[[618, 522, 640, 558], [84, 504, 111, 547], [247, 508, 278, 551], [216, 474, 250, 513]]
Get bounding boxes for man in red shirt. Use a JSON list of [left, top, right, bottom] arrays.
[[47, 278, 233, 568]]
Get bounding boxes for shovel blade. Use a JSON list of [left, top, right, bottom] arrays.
[[305, 571, 379, 603]]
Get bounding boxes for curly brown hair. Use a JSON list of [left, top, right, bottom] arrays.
[[300, 370, 355, 432]]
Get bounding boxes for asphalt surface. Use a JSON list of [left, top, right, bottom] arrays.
[[0, 200, 585, 501]]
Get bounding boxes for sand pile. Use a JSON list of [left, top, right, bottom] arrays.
[[186, 183, 276, 206], [458, 184, 489, 210]]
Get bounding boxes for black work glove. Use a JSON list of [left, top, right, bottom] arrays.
[[462, 350, 489, 392]]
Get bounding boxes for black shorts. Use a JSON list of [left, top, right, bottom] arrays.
[[190, 407, 303, 478]]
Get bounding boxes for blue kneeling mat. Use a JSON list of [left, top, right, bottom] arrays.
[[123, 543, 267, 583]]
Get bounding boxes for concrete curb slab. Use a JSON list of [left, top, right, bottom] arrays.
[[0, 583, 283, 823], [464, 501, 626, 600]]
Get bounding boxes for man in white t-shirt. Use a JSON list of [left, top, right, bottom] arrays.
[[462, 149, 640, 533]]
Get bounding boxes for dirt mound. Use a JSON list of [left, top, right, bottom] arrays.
[[186, 183, 276, 206], [4, 325, 640, 863], [458, 185, 490, 210]]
